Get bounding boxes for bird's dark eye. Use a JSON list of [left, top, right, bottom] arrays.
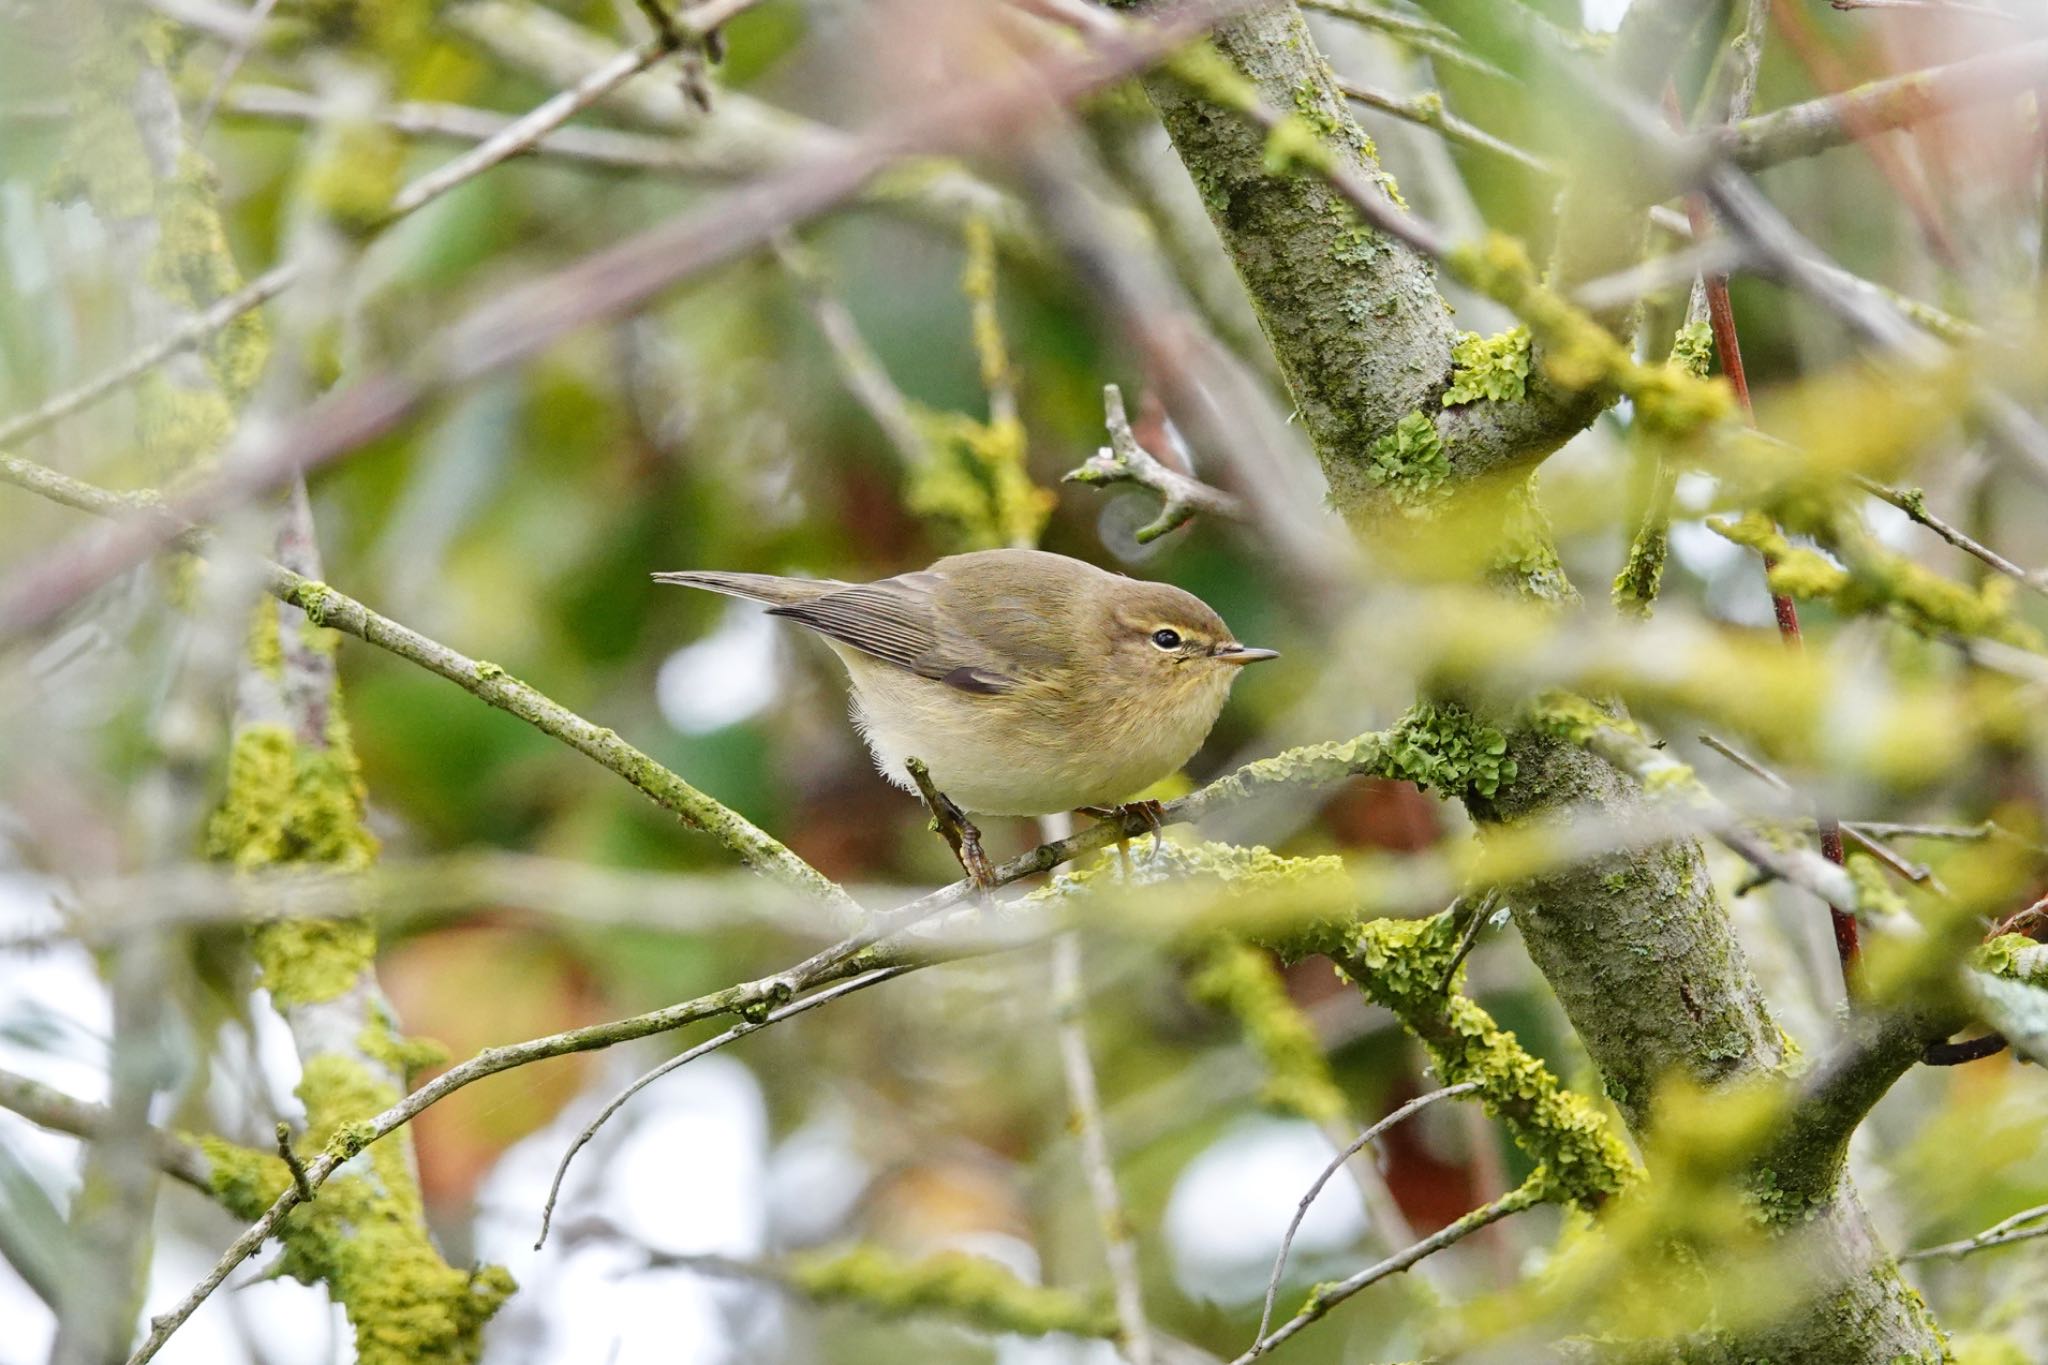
[[1150, 628, 1182, 650]]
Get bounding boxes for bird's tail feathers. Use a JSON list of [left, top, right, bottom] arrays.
[[650, 569, 844, 607]]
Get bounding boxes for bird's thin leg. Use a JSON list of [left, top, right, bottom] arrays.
[[906, 757, 995, 891], [1078, 801, 1168, 866]]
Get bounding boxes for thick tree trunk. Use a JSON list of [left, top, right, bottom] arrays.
[[1133, 5, 1945, 1359]]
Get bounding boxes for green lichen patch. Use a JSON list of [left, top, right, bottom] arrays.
[[205, 722, 380, 1006], [206, 723, 379, 873], [1187, 935, 1346, 1123], [1381, 702, 1517, 802], [1612, 518, 1669, 619], [786, 1245, 1116, 1338], [1447, 233, 1732, 438], [1366, 410, 1451, 515], [302, 121, 406, 236], [200, 1135, 293, 1219], [906, 408, 1054, 552], [1442, 327, 1532, 406], [1668, 319, 1713, 379], [1328, 913, 1637, 1209], [275, 1055, 515, 1364], [1708, 510, 2042, 650]]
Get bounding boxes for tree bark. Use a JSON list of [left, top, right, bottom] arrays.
[[1132, 5, 1945, 1359]]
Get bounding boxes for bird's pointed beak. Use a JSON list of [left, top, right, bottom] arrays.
[[1212, 644, 1280, 665]]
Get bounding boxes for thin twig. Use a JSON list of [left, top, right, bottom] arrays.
[[1254, 1081, 1481, 1343], [273, 1124, 312, 1203], [1828, 0, 2021, 19], [535, 964, 916, 1248], [1233, 1177, 1543, 1363], [1064, 384, 1244, 543], [1695, 733, 1941, 891], [1855, 476, 2048, 599], [1336, 80, 1553, 176], [1053, 932, 1154, 1365], [1902, 1201, 2048, 1261], [189, 0, 283, 136]]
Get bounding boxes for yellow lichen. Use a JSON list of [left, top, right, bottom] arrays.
[[786, 1245, 1116, 1338], [1187, 935, 1347, 1123]]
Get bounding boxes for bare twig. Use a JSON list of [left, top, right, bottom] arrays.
[[1064, 384, 1245, 543], [1855, 477, 2048, 599], [1695, 733, 1941, 891], [1254, 1081, 1481, 1343], [535, 964, 916, 1248], [1053, 932, 1154, 1365], [1902, 1202, 2048, 1261], [1233, 1177, 1544, 1363], [1336, 80, 1553, 177], [189, 0, 283, 136]]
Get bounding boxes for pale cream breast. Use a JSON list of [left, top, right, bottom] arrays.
[[833, 645, 1233, 816]]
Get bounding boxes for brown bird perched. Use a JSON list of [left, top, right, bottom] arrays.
[[654, 548, 1276, 885]]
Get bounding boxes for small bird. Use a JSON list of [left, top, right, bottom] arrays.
[[654, 548, 1276, 885]]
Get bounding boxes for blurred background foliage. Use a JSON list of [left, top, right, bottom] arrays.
[[4, 0, 2048, 1362]]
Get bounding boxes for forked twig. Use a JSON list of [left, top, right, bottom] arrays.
[[1254, 1081, 1481, 1342]]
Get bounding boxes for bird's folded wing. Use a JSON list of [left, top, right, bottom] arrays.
[[767, 572, 1019, 693]]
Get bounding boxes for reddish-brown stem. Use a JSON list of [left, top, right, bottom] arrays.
[[1767, 0, 1961, 269], [1669, 85, 1862, 988]]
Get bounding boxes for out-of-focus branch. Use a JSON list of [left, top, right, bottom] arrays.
[[1052, 932, 1154, 1365], [1297, 0, 1512, 80], [0, 31, 679, 455], [1696, 733, 1939, 890], [1725, 38, 2048, 169], [1063, 384, 1245, 543], [0, 1069, 215, 1195], [0, 452, 856, 913], [775, 238, 932, 471], [1234, 1176, 1543, 1363], [0, 0, 1246, 643]]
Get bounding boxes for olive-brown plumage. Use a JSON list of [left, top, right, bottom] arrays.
[[654, 548, 1275, 816]]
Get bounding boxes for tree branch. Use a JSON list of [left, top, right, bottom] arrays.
[[0, 452, 855, 912], [1063, 383, 1245, 543]]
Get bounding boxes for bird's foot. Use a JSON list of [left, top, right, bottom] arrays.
[[1078, 800, 1168, 868], [906, 757, 997, 892]]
